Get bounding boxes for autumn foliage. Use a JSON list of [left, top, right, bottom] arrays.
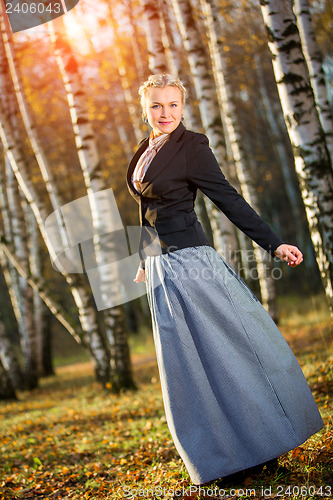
[[0, 311, 332, 499]]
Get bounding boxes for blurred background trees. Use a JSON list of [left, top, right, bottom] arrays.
[[0, 0, 332, 397]]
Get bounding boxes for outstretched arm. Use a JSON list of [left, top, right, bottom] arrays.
[[187, 134, 284, 256]]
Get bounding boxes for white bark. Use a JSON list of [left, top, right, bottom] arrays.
[[254, 53, 307, 251], [0, 239, 84, 344], [160, 0, 202, 130], [0, 291, 22, 390], [0, 13, 113, 384], [0, 97, 111, 382], [0, 155, 23, 389], [201, 0, 279, 317], [5, 157, 38, 389], [105, 3, 144, 145], [0, 348, 16, 400], [0, 4, 66, 239], [142, 0, 168, 73], [49, 18, 135, 390], [1, 81, 38, 388], [125, 0, 146, 83], [171, 0, 241, 269], [260, 0, 333, 314], [293, 0, 333, 161], [0, 165, 23, 332], [27, 203, 54, 376]]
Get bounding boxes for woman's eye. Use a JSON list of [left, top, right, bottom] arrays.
[[152, 104, 159, 109], [171, 104, 177, 107]]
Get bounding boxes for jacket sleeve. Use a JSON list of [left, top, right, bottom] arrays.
[[139, 259, 145, 270], [187, 133, 284, 256]]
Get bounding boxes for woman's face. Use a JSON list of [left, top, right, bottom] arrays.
[[145, 86, 184, 136]]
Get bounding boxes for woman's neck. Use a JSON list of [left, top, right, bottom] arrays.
[[151, 129, 168, 139]]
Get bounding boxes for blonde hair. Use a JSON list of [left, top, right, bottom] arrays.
[[138, 74, 187, 118]]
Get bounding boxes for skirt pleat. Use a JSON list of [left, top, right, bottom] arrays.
[[145, 246, 323, 485]]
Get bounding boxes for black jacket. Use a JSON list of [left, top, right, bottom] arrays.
[[126, 122, 284, 268]]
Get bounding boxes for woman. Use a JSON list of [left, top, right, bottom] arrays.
[[126, 74, 323, 486]]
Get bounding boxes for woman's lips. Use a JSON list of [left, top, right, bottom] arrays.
[[159, 121, 172, 125]]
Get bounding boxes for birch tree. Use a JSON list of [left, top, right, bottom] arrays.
[[293, 0, 333, 161], [254, 53, 307, 249], [201, 0, 279, 318], [158, 0, 214, 244], [0, 73, 38, 388], [28, 205, 54, 376], [0, 6, 115, 385], [1, 133, 37, 389], [0, 156, 23, 389], [170, 0, 241, 270], [142, 0, 168, 73], [0, 78, 111, 384], [125, 0, 146, 84], [105, 2, 144, 145], [260, 0, 333, 313], [48, 18, 135, 390], [0, 249, 23, 389], [0, 343, 16, 400], [0, 239, 85, 344], [5, 158, 38, 388]]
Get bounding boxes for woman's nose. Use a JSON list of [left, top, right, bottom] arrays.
[[161, 107, 170, 117]]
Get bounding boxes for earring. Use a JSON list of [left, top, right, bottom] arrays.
[[144, 117, 148, 123], [181, 116, 184, 122]]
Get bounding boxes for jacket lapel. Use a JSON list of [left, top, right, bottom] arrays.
[[126, 137, 149, 200], [126, 122, 186, 198], [140, 122, 186, 193]]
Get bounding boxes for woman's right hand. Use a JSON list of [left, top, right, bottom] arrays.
[[133, 266, 146, 283]]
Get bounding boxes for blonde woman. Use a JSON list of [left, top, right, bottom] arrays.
[[126, 74, 323, 486]]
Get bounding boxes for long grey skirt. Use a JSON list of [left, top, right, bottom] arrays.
[[144, 245, 323, 485]]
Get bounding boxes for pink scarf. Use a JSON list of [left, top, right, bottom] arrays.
[[132, 132, 170, 193]]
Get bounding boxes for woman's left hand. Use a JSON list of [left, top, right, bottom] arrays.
[[274, 244, 303, 267]]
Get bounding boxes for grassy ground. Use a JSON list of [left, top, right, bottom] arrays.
[[0, 295, 332, 500]]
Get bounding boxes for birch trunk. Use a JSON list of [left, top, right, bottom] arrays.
[[0, 140, 83, 348], [0, 97, 111, 383], [0, 150, 24, 389], [171, 0, 241, 269], [260, 0, 333, 314], [159, 0, 214, 245], [28, 204, 54, 376], [5, 158, 38, 389], [0, 170, 23, 391], [293, 0, 333, 161], [0, 5, 63, 221], [2, 82, 38, 388], [39, 309, 53, 377], [106, 3, 144, 145], [0, 345, 16, 400], [0, 161, 22, 336], [0, 248, 23, 389], [159, 0, 202, 130], [142, 0, 168, 73], [201, 0, 278, 318], [254, 53, 307, 252], [0, 11, 113, 384], [125, 0, 146, 83], [49, 19, 135, 391], [0, 239, 86, 344]]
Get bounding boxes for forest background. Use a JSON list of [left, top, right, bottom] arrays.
[[0, 0, 332, 497]]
